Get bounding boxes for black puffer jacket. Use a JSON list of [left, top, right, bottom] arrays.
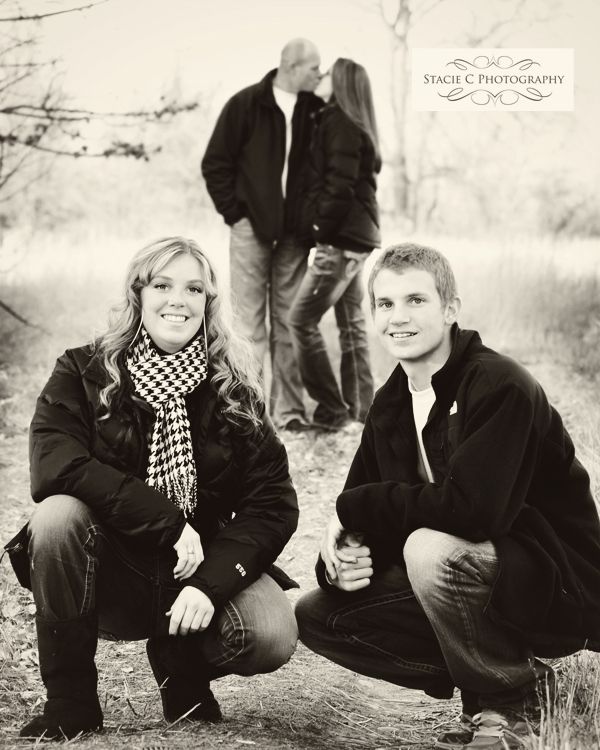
[[201, 70, 322, 245], [299, 103, 381, 252], [27, 346, 299, 608]]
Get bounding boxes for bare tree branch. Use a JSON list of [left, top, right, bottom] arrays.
[[0, 157, 53, 202], [464, 0, 527, 45], [0, 0, 107, 23], [0, 0, 196, 208], [0, 133, 160, 160], [0, 297, 46, 330], [414, 0, 451, 23], [0, 37, 35, 57], [0, 100, 198, 121]]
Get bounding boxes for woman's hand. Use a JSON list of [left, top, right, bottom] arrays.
[[166, 586, 214, 636], [173, 522, 204, 581]]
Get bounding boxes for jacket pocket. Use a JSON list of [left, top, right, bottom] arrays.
[[3, 524, 32, 590]]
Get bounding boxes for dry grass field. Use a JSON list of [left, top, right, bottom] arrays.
[[0, 231, 599, 748]]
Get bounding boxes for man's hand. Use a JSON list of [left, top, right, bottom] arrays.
[[320, 514, 369, 580], [173, 522, 204, 581], [167, 586, 214, 636], [329, 542, 373, 592]]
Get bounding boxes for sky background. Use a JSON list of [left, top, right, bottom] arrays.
[[32, 0, 600, 145], [3, 0, 598, 290]]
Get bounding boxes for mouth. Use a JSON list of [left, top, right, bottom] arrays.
[[389, 331, 417, 339], [162, 314, 188, 323]]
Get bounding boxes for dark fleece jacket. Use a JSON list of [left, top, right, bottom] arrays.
[[327, 326, 600, 656]]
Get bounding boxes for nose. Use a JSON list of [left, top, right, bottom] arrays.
[[390, 306, 410, 325], [167, 289, 185, 306]]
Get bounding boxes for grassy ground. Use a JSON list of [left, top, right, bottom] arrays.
[[0, 232, 599, 748]]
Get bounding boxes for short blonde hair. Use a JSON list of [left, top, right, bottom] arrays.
[[368, 242, 458, 310]]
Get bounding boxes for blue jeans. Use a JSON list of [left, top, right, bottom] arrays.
[[27, 495, 298, 676], [229, 218, 308, 427], [288, 244, 374, 425], [296, 528, 552, 709]]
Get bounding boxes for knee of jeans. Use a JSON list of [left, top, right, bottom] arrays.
[[28, 495, 94, 550], [295, 591, 316, 638], [229, 608, 298, 676], [403, 528, 464, 595], [295, 589, 334, 648]]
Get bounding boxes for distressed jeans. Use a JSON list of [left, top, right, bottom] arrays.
[[229, 218, 308, 427], [296, 528, 552, 709], [27, 495, 298, 676], [288, 244, 374, 425]]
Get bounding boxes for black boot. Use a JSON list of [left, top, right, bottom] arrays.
[[146, 637, 223, 723], [20, 615, 103, 739]]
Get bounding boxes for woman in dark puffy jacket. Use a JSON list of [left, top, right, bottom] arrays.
[[7, 237, 299, 739], [289, 57, 381, 431]]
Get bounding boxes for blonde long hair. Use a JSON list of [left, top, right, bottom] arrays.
[[95, 237, 264, 432], [331, 57, 380, 164]]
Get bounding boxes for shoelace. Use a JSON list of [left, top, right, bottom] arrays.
[[472, 711, 509, 738]]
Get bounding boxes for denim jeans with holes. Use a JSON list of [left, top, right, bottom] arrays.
[[27, 495, 298, 676], [296, 527, 553, 709], [288, 243, 374, 426]]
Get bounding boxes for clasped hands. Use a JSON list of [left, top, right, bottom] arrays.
[[320, 514, 373, 591], [167, 522, 214, 636]]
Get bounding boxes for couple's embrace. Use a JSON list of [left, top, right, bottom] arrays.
[[6, 238, 600, 750]]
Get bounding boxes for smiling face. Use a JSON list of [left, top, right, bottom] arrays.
[[140, 253, 207, 353], [372, 267, 460, 383]]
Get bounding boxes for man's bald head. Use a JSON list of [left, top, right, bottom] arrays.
[[280, 38, 318, 66], [276, 38, 321, 93]]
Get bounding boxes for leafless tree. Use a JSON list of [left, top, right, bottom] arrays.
[[0, 0, 197, 326], [359, 0, 564, 229]]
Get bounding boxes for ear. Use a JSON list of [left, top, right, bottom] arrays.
[[444, 296, 461, 325]]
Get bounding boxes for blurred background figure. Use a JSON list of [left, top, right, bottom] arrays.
[[202, 38, 323, 432], [290, 57, 381, 432]]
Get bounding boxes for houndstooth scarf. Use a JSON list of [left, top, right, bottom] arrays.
[[126, 328, 208, 516]]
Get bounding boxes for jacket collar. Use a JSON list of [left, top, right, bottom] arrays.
[[431, 325, 481, 409], [257, 69, 279, 108], [370, 325, 482, 429], [258, 69, 322, 111]]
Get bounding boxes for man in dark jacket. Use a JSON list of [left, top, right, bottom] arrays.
[[295, 242, 600, 750], [201, 39, 322, 431]]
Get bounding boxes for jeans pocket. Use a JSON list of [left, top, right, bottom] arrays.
[[341, 250, 366, 281]]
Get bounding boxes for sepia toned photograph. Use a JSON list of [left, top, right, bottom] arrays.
[[0, 1, 598, 747]]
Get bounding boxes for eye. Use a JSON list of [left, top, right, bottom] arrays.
[[409, 296, 425, 305], [153, 282, 168, 290], [188, 286, 204, 294], [376, 300, 392, 309]]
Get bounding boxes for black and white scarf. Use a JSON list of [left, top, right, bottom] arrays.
[[126, 328, 208, 516]]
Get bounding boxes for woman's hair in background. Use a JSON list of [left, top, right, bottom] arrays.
[[95, 237, 264, 432], [331, 57, 380, 164]]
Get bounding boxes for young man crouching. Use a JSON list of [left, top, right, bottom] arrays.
[[295, 242, 600, 749]]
